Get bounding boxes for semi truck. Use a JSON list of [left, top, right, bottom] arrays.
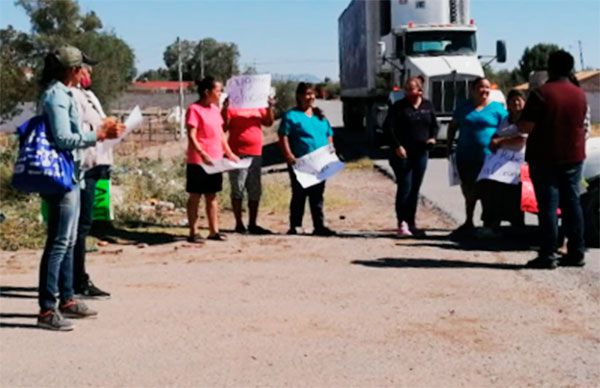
[[338, 0, 506, 147]]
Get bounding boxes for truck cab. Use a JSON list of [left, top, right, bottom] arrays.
[[339, 0, 506, 148]]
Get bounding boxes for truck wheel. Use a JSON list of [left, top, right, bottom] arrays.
[[582, 181, 599, 248]]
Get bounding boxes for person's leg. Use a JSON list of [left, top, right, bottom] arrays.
[[187, 193, 202, 239], [288, 167, 307, 230], [229, 167, 247, 231], [38, 186, 80, 312], [389, 155, 411, 228], [457, 161, 481, 229], [530, 163, 560, 262], [246, 156, 264, 230], [308, 181, 326, 231], [558, 163, 586, 263], [73, 171, 98, 292], [205, 193, 219, 236], [405, 151, 428, 229]]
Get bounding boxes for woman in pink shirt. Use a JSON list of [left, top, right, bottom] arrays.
[[185, 76, 238, 242]]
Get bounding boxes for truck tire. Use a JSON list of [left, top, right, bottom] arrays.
[[581, 180, 599, 248]]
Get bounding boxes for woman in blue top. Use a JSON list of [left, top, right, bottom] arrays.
[[447, 77, 508, 236], [278, 82, 336, 236], [36, 46, 121, 331]]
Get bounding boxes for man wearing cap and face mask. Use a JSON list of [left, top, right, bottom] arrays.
[[70, 54, 123, 299]]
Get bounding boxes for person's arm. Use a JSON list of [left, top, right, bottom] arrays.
[[427, 107, 439, 146], [278, 135, 296, 165], [517, 90, 541, 134], [388, 103, 407, 158], [221, 100, 230, 132], [187, 126, 213, 165], [44, 91, 98, 150], [446, 120, 458, 157], [261, 98, 275, 127], [222, 132, 239, 161]]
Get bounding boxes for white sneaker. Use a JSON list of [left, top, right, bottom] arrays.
[[397, 222, 413, 237]]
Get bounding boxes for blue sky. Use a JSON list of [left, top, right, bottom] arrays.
[[1, 0, 599, 80]]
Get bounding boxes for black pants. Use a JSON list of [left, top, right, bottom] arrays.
[[73, 165, 110, 292], [389, 149, 428, 227], [480, 180, 524, 228], [288, 166, 325, 230]]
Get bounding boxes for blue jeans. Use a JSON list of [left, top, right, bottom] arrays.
[[39, 185, 80, 311], [529, 162, 585, 260], [389, 149, 428, 227]]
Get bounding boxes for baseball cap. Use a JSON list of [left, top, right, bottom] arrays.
[[82, 52, 99, 66], [54, 45, 83, 67]]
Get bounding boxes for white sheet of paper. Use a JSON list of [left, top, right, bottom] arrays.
[[201, 157, 252, 174], [448, 154, 461, 186], [477, 148, 525, 184], [293, 145, 344, 188], [225, 74, 271, 109], [96, 106, 143, 159]]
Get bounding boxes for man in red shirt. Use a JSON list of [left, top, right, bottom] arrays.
[[518, 50, 587, 269], [223, 99, 275, 234]]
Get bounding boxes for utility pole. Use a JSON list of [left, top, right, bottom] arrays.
[[578, 40, 585, 71], [177, 37, 185, 140], [200, 41, 205, 79]]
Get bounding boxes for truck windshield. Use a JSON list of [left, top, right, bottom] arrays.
[[404, 31, 476, 56]]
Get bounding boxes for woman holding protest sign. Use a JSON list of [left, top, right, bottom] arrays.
[[386, 76, 438, 237], [37, 45, 122, 331], [447, 77, 508, 238], [278, 82, 336, 236], [222, 92, 275, 235], [482, 89, 528, 232], [186, 76, 239, 243]]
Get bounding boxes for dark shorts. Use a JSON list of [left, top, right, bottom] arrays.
[[186, 164, 222, 194]]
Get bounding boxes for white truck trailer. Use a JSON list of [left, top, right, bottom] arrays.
[[338, 0, 506, 147]]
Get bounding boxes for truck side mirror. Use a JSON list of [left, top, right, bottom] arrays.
[[496, 40, 507, 63], [377, 41, 387, 60]]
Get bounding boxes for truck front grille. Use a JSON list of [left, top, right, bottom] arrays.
[[431, 78, 470, 115]]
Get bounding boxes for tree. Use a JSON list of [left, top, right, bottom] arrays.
[[273, 80, 296, 119], [137, 68, 171, 81], [163, 37, 240, 81], [0, 26, 36, 122], [483, 64, 524, 94], [12, 0, 136, 109], [518, 43, 561, 81]]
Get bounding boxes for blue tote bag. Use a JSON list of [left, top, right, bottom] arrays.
[[11, 115, 75, 195]]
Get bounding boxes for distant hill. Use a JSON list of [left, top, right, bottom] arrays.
[[271, 73, 323, 83]]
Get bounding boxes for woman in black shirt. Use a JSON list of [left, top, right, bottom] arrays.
[[387, 76, 439, 237]]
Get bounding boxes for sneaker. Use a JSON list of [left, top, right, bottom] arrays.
[[37, 310, 74, 331], [525, 257, 558, 270], [248, 225, 273, 235], [408, 225, 426, 238], [396, 222, 413, 237], [287, 227, 301, 235], [234, 224, 247, 234], [59, 299, 98, 319], [313, 227, 337, 237], [78, 281, 111, 300], [558, 255, 585, 267]]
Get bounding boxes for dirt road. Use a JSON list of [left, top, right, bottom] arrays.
[[1, 166, 598, 387]]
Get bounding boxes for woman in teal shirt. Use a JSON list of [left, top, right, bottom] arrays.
[[447, 77, 508, 236], [36, 46, 121, 331], [278, 82, 336, 236]]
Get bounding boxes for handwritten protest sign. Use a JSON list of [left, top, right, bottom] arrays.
[[225, 74, 271, 109], [477, 148, 524, 185], [201, 157, 252, 174], [96, 105, 143, 160], [293, 145, 344, 188]]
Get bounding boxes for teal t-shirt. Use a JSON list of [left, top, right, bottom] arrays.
[[453, 100, 507, 163], [278, 108, 334, 158]]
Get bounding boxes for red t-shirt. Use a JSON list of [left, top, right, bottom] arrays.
[[226, 108, 268, 156], [520, 79, 587, 164], [185, 102, 224, 164]]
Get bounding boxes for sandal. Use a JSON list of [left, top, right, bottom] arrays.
[[186, 235, 204, 244], [207, 233, 227, 241]]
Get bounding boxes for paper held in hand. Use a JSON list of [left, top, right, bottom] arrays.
[[293, 145, 345, 188], [96, 105, 143, 159], [225, 74, 271, 109], [201, 158, 252, 174], [477, 148, 525, 185]]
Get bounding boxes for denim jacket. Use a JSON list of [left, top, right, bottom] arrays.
[[40, 80, 97, 184]]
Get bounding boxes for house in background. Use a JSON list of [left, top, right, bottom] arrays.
[[515, 70, 600, 124]]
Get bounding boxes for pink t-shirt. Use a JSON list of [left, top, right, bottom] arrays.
[[226, 108, 267, 156], [186, 102, 224, 164]]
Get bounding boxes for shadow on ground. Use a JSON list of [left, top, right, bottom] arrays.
[[351, 257, 524, 270], [0, 286, 37, 299]]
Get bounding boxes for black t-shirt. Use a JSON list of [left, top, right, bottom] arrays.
[[387, 98, 439, 150]]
